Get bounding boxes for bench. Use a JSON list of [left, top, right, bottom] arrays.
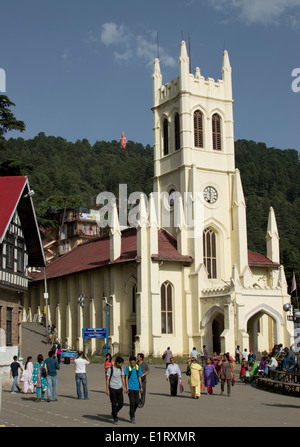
[[253, 374, 300, 395]]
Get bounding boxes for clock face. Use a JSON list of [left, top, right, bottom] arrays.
[[203, 186, 218, 204]]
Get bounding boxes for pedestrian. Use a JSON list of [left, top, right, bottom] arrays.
[[106, 356, 126, 425], [56, 344, 62, 364], [165, 357, 181, 396], [190, 347, 198, 359], [21, 356, 34, 394], [137, 352, 150, 408], [10, 355, 23, 394], [282, 347, 296, 370], [248, 349, 256, 363], [51, 324, 57, 345], [32, 354, 48, 402], [74, 351, 90, 399], [45, 350, 60, 402], [239, 358, 247, 382], [235, 345, 241, 364], [219, 353, 234, 397], [263, 356, 278, 377], [242, 348, 249, 362], [104, 353, 114, 380], [124, 355, 143, 424], [45, 325, 51, 344], [200, 345, 208, 367], [187, 357, 203, 399], [163, 347, 172, 369], [203, 358, 219, 395]]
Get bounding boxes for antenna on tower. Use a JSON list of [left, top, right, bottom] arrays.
[[189, 32, 191, 73], [157, 32, 159, 59]]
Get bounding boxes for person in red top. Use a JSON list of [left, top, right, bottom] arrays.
[[104, 353, 114, 380]]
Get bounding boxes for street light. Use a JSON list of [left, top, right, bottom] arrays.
[[78, 294, 86, 352], [102, 298, 112, 356], [283, 303, 300, 322]]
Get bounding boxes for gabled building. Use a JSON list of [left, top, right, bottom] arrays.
[[25, 42, 293, 357], [0, 176, 45, 381], [42, 206, 102, 263]]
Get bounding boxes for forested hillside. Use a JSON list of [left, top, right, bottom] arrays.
[[1, 133, 300, 295]]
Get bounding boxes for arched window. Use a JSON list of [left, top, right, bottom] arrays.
[[212, 113, 221, 151], [174, 113, 180, 151], [163, 118, 169, 156], [203, 228, 217, 278], [194, 110, 203, 148], [161, 281, 173, 334]]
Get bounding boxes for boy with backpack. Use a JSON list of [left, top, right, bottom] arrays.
[[106, 356, 126, 425], [124, 355, 143, 424]]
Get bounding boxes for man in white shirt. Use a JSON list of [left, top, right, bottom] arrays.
[[74, 351, 90, 399], [242, 348, 249, 361], [263, 357, 278, 377], [165, 357, 181, 396]]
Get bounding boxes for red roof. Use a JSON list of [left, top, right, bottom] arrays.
[[0, 176, 28, 241], [30, 225, 277, 283], [31, 227, 193, 282], [0, 176, 45, 267], [248, 250, 279, 267]]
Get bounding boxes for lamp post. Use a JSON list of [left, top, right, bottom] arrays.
[[102, 299, 112, 356], [283, 303, 300, 322], [78, 294, 86, 352], [43, 268, 49, 328]]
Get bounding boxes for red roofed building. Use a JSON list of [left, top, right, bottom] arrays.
[[0, 176, 45, 381], [26, 42, 293, 357]]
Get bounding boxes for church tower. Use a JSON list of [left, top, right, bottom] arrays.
[[152, 41, 247, 283]]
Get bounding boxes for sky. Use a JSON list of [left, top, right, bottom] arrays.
[[1, 0, 300, 152]]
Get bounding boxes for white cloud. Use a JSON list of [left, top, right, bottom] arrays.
[[88, 23, 176, 68], [100, 23, 131, 46], [209, 0, 300, 26]]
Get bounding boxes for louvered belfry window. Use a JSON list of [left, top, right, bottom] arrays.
[[194, 110, 203, 148], [203, 228, 217, 279], [174, 113, 180, 150], [163, 118, 169, 156], [212, 113, 221, 151]]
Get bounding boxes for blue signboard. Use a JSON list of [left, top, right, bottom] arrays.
[[82, 328, 107, 339]]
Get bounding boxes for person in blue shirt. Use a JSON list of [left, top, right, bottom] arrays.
[[45, 350, 60, 402], [124, 356, 143, 424]]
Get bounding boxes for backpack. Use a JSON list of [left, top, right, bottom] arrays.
[[109, 365, 123, 382], [128, 364, 139, 379]]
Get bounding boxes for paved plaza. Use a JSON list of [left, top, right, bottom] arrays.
[[1, 323, 300, 429]]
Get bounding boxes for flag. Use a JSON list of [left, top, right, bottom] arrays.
[[291, 272, 297, 294]]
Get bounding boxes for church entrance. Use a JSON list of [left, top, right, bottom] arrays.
[[212, 314, 224, 354], [247, 311, 276, 354]]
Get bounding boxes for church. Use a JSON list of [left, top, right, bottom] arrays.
[[25, 41, 294, 357]]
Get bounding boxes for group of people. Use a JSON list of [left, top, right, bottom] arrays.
[[164, 348, 236, 399], [10, 349, 61, 401], [104, 352, 150, 425], [10, 342, 298, 424], [238, 344, 298, 383]]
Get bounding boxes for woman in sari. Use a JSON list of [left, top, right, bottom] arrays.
[[187, 357, 202, 399], [32, 354, 48, 402], [204, 358, 219, 395]]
